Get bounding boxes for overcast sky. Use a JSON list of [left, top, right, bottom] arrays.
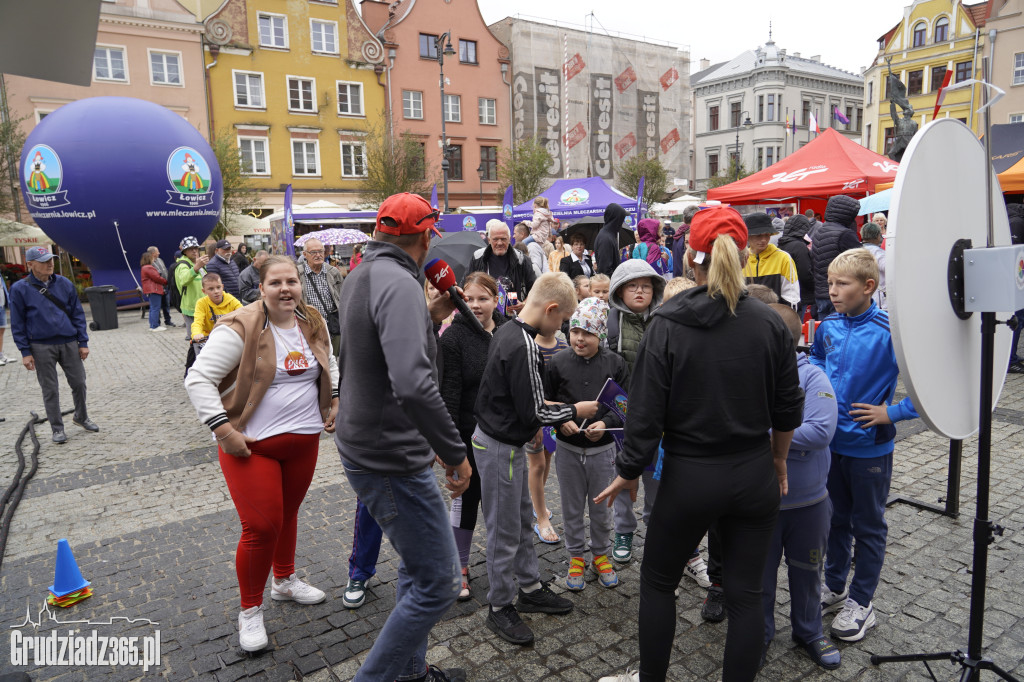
[[476, 0, 904, 76]]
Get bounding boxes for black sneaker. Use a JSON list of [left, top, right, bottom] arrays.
[[425, 664, 467, 681], [486, 605, 534, 646], [701, 585, 726, 623], [516, 582, 573, 615], [52, 430, 68, 444]]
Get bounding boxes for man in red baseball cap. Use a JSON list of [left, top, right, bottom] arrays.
[[376, 191, 444, 243], [332, 192, 470, 682]]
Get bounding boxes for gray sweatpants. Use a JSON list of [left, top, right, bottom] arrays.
[[613, 470, 660, 534], [473, 426, 541, 608], [555, 442, 615, 558], [30, 341, 87, 431]]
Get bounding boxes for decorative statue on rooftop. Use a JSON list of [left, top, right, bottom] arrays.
[[886, 57, 918, 162]]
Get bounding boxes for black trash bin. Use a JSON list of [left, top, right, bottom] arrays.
[[85, 285, 118, 331]]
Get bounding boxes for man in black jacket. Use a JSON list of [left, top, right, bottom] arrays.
[[595, 203, 627, 277], [204, 239, 241, 297], [777, 215, 815, 314], [811, 195, 862, 317], [468, 220, 536, 313]]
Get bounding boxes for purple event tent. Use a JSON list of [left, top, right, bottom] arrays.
[[511, 177, 640, 223]]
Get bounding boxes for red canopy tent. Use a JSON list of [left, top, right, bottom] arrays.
[[706, 129, 900, 206]]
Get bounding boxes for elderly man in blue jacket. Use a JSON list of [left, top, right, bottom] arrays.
[[10, 247, 98, 443]]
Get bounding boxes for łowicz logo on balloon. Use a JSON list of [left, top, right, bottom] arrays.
[[166, 147, 215, 208], [23, 145, 69, 209]]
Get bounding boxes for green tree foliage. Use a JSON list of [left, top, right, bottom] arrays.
[[0, 104, 27, 220], [497, 137, 551, 205], [209, 129, 263, 239], [362, 116, 435, 207], [705, 157, 753, 189], [615, 155, 669, 212]]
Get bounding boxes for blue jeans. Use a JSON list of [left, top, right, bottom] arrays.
[[824, 452, 892, 606], [160, 288, 173, 324], [148, 293, 163, 329], [348, 498, 383, 581], [341, 459, 460, 682], [1010, 307, 1024, 365]]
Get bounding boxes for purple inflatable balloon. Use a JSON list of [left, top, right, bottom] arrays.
[[20, 97, 222, 292]]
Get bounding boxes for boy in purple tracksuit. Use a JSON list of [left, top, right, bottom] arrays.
[[762, 304, 840, 670]]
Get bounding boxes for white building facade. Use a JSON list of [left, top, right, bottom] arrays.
[[692, 39, 864, 190]]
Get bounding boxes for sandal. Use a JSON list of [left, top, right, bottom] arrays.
[[532, 509, 553, 521], [533, 523, 560, 544], [457, 566, 471, 601]]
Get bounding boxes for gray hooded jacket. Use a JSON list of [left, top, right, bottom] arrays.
[[334, 241, 465, 474], [607, 259, 666, 371]]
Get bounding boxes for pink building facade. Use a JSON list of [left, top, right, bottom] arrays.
[[362, 0, 511, 208], [3, 0, 208, 141]]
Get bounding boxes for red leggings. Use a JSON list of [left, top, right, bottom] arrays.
[[219, 432, 319, 608]]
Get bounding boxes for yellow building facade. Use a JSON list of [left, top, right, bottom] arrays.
[[862, 0, 987, 156], [183, 0, 385, 210]]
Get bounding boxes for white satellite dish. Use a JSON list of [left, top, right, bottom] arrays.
[[888, 119, 1012, 440]]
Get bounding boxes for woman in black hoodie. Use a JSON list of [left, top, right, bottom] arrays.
[[597, 206, 804, 682], [440, 271, 506, 600]]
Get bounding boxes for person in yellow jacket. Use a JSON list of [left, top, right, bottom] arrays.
[[742, 213, 800, 309], [191, 273, 243, 343]]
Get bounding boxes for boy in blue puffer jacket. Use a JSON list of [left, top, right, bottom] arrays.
[[763, 304, 840, 671], [811, 249, 918, 644]]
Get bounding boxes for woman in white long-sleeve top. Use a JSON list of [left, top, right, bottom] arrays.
[[185, 255, 339, 652]]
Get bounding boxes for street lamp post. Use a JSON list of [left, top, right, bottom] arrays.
[[477, 163, 485, 206], [734, 111, 754, 181], [435, 32, 456, 213]]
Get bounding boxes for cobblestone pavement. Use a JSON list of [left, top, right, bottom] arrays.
[[0, 308, 1022, 681]]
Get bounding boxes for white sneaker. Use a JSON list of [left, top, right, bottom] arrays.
[[598, 670, 639, 682], [684, 554, 712, 589], [237, 605, 268, 651], [150, 326, 166, 332], [831, 598, 876, 642], [271, 573, 326, 604], [821, 584, 849, 614]]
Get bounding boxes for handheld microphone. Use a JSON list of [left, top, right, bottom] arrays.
[[425, 258, 486, 334]]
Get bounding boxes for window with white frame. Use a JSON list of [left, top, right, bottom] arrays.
[[238, 137, 269, 175], [1014, 54, 1024, 86], [288, 77, 316, 113], [1011, 114, 1024, 124], [310, 19, 338, 54], [444, 94, 461, 123], [337, 82, 364, 116], [149, 51, 182, 86], [403, 90, 423, 119], [292, 139, 319, 175], [94, 46, 127, 82], [233, 71, 265, 108], [340, 142, 367, 177], [478, 97, 496, 125], [258, 13, 288, 48]]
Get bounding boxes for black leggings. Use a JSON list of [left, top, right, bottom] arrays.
[[450, 435, 482, 531], [638, 447, 779, 682]]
